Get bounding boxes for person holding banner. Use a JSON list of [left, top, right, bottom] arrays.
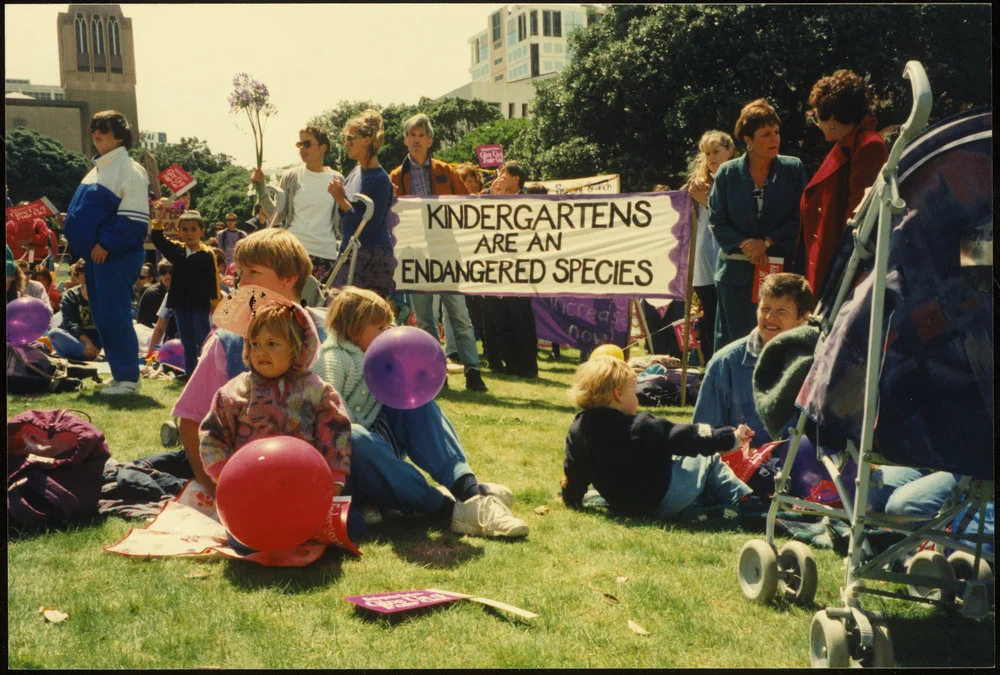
[[797, 70, 888, 296], [328, 109, 396, 299], [389, 113, 488, 392], [251, 126, 344, 285], [708, 99, 807, 352], [62, 110, 150, 396], [686, 131, 735, 362]]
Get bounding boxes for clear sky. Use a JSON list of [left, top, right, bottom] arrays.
[[4, 3, 504, 169]]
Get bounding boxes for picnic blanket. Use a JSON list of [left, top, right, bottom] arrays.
[[104, 481, 360, 567]]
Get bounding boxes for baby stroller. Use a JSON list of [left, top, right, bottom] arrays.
[[734, 61, 993, 667]]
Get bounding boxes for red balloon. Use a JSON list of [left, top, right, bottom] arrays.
[[215, 436, 333, 552]]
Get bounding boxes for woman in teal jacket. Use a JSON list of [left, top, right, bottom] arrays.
[[708, 99, 807, 351]]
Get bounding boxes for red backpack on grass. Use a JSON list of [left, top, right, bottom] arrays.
[[7, 409, 111, 530]]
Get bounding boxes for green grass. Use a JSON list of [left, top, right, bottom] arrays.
[[7, 349, 995, 668]]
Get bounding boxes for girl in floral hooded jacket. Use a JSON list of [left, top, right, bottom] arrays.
[[199, 298, 352, 493]]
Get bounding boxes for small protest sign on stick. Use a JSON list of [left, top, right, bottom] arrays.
[[158, 163, 197, 196], [343, 588, 537, 619]]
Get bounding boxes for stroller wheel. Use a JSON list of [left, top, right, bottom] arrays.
[[738, 539, 778, 603], [777, 541, 818, 605], [866, 621, 895, 668], [809, 611, 849, 668], [160, 420, 180, 447], [906, 550, 956, 603], [947, 551, 994, 584]]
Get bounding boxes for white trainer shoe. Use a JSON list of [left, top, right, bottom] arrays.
[[478, 481, 514, 507], [451, 494, 528, 539], [98, 380, 141, 396]]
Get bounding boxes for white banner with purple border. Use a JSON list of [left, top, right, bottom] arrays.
[[392, 191, 691, 298]]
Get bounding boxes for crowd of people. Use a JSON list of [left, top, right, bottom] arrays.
[[6, 67, 957, 547]]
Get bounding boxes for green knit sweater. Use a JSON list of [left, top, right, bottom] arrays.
[[313, 330, 381, 428]]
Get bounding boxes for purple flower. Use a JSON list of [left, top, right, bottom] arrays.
[[229, 72, 278, 170]]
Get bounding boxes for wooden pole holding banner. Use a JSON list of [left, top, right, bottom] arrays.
[[679, 203, 699, 407]]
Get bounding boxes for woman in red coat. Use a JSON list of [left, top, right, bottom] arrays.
[[797, 70, 888, 294]]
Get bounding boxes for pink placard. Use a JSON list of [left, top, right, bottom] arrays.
[[158, 163, 197, 196], [6, 197, 57, 222], [752, 257, 784, 303], [475, 144, 505, 168], [342, 589, 469, 614]]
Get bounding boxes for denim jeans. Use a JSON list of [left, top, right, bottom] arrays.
[[868, 468, 960, 519], [348, 400, 474, 514], [173, 308, 212, 375], [653, 453, 752, 519], [410, 293, 480, 373]]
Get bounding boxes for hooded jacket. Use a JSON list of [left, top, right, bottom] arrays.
[[199, 301, 351, 486]]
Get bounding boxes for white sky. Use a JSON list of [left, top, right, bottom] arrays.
[[4, 3, 504, 169]]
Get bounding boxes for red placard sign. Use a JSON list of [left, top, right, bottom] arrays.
[[158, 163, 197, 196], [6, 197, 58, 222], [475, 144, 505, 168], [752, 257, 784, 303]]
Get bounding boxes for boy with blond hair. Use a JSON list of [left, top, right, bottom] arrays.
[[562, 356, 754, 520]]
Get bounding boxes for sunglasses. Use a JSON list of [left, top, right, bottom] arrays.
[[344, 133, 370, 143], [295, 140, 314, 148]]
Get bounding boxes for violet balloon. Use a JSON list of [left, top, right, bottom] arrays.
[[362, 326, 447, 410], [158, 339, 186, 373], [6, 297, 52, 345]]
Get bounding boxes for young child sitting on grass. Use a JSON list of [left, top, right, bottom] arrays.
[[562, 355, 755, 520], [314, 285, 529, 539], [199, 299, 352, 550]]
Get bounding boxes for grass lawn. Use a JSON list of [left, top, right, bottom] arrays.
[[6, 348, 995, 668]]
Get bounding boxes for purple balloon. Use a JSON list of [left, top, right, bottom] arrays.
[[362, 326, 447, 410], [6, 297, 52, 345], [158, 339, 186, 373]]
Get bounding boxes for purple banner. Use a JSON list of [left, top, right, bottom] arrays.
[[532, 296, 631, 349]]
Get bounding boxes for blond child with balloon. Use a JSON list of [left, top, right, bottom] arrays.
[[561, 353, 755, 520]]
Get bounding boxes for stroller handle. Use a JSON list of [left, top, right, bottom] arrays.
[[887, 61, 932, 171]]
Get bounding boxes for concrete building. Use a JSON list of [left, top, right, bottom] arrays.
[[443, 4, 601, 118], [139, 130, 169, 151], [4, 4, 139, 156]]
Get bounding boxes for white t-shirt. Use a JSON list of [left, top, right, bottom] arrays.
[[287, 167, 339, 259]]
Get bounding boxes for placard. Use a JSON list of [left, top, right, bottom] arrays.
[[475, 144, 505, 168], [525, 174, 621, 195], [752, 257, 785, 303], [6, 197, 58, 222], [158, 163, 197, 196]]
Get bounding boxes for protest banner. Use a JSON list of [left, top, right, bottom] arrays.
[[158, 163, 197, 196], [533, 296, 631, 350], [475, 144, 505, 168], [392, 191, 692, 299], [6, 197, 58, 222], [525, 174, 621, 195]]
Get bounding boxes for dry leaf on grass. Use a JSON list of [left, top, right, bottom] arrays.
[[627, 619, 650, 635], [533, 505, 550, 516], [39, 607, 69, 623], [616, 575, 630, 583], [602, 593, 619, 604], [187, 569, 212, 579]]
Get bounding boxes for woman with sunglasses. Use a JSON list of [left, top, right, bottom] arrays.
[[62, 110, 149, 396], [327, 109, 395, 298], [797, 70, 888, 295], [250, 126, 345, 287]]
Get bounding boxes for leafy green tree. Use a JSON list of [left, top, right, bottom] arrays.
[[436, 117, 538, 173], [4, 127, 91, 210], [533, 4, 992, 191]]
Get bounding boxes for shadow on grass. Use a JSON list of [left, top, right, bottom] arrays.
[[370, 519, 489, 569], [439, 390, 576, 414], [83, 392, 164, 410], [885, 614, 995, 667], [223, 549, 346, 593], [349, 601, 462, 627]]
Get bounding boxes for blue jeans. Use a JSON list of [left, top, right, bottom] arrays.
[[85, 248, 144, 382], [348, 400, 474, 514], [48, 327, 101, 360], [411, 293, 480, 373], [653, 454, 752, 519], [867, 466, 924, 514], [173, 309, 212, 375]]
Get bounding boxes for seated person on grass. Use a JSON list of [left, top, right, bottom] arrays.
[[562, 355, 754, 520], [199, 300, 352, 551]]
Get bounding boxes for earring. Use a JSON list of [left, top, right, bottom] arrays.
[[746, 143, 754, 153]]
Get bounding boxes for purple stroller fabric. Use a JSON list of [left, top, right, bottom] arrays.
[[796, 109, 993, 479]]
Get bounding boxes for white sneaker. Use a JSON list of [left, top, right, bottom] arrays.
[[478, 481, 514, 507], [94, 379, 118, 390], [98, 380, 141, 396], [361, 505, 383, 526], [451, 494, 528, 539]]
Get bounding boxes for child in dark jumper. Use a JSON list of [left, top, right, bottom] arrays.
[[562, 355, 754, 519]]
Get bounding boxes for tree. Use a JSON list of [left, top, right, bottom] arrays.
[[4, 127, 91, 211], [533, 4, 992, 191], [436, 117, 539, 174]]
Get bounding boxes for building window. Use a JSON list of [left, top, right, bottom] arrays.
[[542, 10, 552, 36], [522, 103, 529, 117], [91, 16, 104, 55], [518, 14, 526, 42], [544, 43, 552, 53], [494, 74, 504, 82], [553, 11, 562, 37], [530, 44, 539, 78], [54, 92, 66, 101], [530, 10, 538, 36], [508, 103, 514, 118], [473, 37, 481, 64], [33, 91, 52, 101], [494, 56, 503, 65], [491, 11, 501, 43], [75, 14, 87, 53], [108, 16, 121, 56]]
